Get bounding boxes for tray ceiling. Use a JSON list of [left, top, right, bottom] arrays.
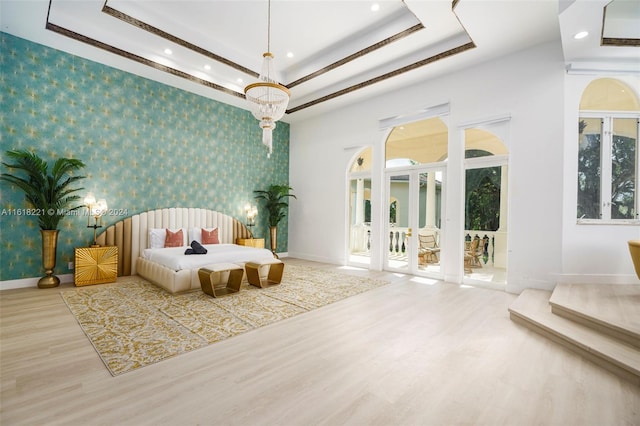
[[1, 0, 637, 121]]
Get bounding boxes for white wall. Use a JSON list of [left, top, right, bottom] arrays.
[[288, 40, 636, 294]]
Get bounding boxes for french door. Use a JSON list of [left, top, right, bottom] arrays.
[[384, 166, 445, 278]]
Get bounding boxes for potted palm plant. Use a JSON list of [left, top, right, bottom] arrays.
[[254, 184, 296, 257], [1, 150, 86, 288]]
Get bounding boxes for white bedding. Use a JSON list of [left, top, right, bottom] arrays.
[[141, 243, 274, 271]]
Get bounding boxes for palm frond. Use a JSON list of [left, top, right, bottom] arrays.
[[254, 184, 296, 227], [1, 150, 86, 230]]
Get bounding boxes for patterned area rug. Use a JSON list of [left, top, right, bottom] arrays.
[[61, 265, 388, 376]]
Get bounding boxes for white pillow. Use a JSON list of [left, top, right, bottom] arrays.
[[148, 228, 166, 249], [189, 227, 202, 244]]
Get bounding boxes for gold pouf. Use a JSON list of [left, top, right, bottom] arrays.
[[628, 240, 640, 280]]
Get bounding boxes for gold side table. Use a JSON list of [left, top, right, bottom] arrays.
[[235, 238, 265, 248], [74, 246, 118, 286]]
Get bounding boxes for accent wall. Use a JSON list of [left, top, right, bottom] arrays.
[[0, 33, 290, 282]]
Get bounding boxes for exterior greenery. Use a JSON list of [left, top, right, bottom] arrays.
[[610, 135, 637, 219], [578, 119, 637, 220], [1, 150, 86, 230], [465, 167, 501, 231], [465, 150, 501, 231], [254, 185, 296, 228]]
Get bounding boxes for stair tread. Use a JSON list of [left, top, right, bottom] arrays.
[[549, 283, 640, 338], [509, 289, 640, 375]]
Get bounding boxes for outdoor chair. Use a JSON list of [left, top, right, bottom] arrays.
[[464, 238, 483, 273], [418, 234, 440, 265]]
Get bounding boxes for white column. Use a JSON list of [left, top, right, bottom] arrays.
[[425, 172, 436, 229], [498, 165, 508, 231], [494, 165, 508, 268]]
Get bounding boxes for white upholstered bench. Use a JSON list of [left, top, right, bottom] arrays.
[[245, 258, 284, 288], [197, 263, 244, 297]]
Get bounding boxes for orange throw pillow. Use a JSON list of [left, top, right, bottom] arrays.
[[165, 229, 184, 247], [202, 228, 219, 244]]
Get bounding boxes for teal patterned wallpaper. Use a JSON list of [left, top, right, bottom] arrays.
[[0, 33, 290, 281]]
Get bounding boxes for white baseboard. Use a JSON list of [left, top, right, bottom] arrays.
[[286, 251, 342, 265], [1, 274, 74, 291]]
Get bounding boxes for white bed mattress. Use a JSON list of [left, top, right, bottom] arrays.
[[141, 243, 274, 271]]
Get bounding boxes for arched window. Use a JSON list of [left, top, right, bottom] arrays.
[[578, 78, 639, 222], [385, 117, 448, 165]]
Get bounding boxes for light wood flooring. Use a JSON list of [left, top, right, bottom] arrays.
[[1, 258, 638, 426]]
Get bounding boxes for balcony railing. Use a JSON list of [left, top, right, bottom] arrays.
[[350, 224, 503, 267]]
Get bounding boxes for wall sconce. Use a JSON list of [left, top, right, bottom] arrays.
[[84, 192, 108, 247], [244, 203, 258, 237]]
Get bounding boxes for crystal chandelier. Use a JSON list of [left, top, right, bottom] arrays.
[[244, 0, 290, 158]]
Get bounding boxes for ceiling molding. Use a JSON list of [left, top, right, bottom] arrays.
[[44, 0, 475, 114], [601, 37, 640, 47], [287, 23, 425, 88], [288, 42, 475, 114], [44, 21, 245, 100], [102, 2, 259, 79], [103, 1, 426, 91], [600, 0, 640, 47]]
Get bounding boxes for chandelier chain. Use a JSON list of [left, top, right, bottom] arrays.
[[267, 0, 271, 53]]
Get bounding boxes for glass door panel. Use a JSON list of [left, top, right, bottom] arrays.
[[385, 168, 444, 277], [386, 173, 410, 272], [464, 164, 507, 287], [417, 170, 443, 277]]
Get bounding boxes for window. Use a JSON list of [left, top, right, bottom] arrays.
[[577, 79, 640, 222]]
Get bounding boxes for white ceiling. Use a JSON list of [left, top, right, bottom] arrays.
[[1, 0, 638, 123]]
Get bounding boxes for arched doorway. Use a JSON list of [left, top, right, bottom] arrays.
[[383, 116, 448, 279], [463, 127, 509, 288]]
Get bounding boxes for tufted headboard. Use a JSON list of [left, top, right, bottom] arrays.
[[95, 207, 252, 277]]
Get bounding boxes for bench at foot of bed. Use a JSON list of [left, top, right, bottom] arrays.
[[198, 263, 244, 297], [245, 259, 284, 288]]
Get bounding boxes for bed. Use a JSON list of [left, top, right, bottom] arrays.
[[95, 207, 275, 293]]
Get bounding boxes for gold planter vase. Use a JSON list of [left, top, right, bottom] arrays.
[[38, 229, 60, 288], [269, 226, 279, 259]]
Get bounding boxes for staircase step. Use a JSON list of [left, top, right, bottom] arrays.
[[509, 289, 640, 386], [549, 283, 640, 349]]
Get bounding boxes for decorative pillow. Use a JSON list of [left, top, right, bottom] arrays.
[[148, 228, 167, 249], [165, 228, 184, 247], [201, 227, 220, 244]]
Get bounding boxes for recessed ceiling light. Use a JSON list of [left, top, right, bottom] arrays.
[[237, 78, 243, 84], [286, 52, 294, 58], [371, 3, 380, 12], [204, 64, 211, 70], [574, 31, 589, 40], [164, 48, 173, 55]]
